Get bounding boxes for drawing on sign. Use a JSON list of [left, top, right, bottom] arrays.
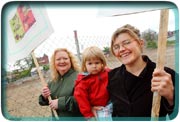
[[9, 4, 36, 43]]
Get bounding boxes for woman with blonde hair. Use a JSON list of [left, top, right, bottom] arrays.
[[108, 24, 176, 120], [39, 48, 83, 120]]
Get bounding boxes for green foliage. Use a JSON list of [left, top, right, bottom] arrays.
[[103, 47, 110, 54], [146, 40, 175, 49], [167, 40, 175, 46], [146, 41, 157, 49], [11, 68, 31, 82], [20, 69, 31, 78], [43, 65, 49, 71]]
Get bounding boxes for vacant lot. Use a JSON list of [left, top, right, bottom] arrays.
[[3, 46, 176, 120]]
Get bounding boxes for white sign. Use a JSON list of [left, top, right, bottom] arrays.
[[5, 3, 53, 63]]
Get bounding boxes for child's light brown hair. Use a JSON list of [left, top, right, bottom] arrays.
[[81, 46, 107, 72]]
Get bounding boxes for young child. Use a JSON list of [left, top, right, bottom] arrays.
[[74, 46, 112, 121]]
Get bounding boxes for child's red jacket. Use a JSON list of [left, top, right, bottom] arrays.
[[74, 69, 110, 118]]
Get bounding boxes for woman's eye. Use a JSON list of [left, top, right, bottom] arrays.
[[123, 40, 131, 45]]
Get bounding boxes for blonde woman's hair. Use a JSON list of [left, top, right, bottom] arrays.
[[111, 24, 142, 56], [50, 48, 80, 81], [81, 46, 107, 72]]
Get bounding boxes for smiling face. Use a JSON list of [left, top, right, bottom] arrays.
[[54, 50, 71, 76], [113, 33, 143, 66]]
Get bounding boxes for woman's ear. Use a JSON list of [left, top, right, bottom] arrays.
[[139, 39, 144, 53], [139, 39, 144, 46]]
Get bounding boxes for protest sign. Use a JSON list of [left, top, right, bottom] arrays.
[[5, 3, 53, 63]]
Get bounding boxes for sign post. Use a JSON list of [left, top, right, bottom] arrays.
[[5, 3, 58, 119], [151, 9, 169, 121], [31, 51, 59, 119]]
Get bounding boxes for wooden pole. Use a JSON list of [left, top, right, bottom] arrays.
[[74, 30, 81, 61], [31, 51, 59, 120], [151, 9, 169, 121]]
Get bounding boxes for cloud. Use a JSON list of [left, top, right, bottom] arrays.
[[47, 7, 175, 36]]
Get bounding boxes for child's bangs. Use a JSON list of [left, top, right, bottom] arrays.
[[85, 51, 100, 61]]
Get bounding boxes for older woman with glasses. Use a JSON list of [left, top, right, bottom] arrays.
[[107, 24, 176, 120]]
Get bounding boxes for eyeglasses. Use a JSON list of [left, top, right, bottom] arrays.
[[112, 39, 133, 51]]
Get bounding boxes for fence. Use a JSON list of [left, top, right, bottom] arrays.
[[3, 33, 176, 120]]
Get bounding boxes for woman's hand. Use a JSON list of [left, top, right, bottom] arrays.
[[42, 86, 51, 99], [151, 68, 174, 106], [49, 99, 58, 110], [91, 106, 103, 118]]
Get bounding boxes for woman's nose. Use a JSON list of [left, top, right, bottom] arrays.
[[118, 45, 126, 52], [60, 59, 65, 63]]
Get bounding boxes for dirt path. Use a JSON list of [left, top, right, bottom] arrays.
[[5, 78, 52, 120]]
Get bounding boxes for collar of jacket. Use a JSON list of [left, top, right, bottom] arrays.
[[121, 55, 155, 77], [58, 68, 75, 80]]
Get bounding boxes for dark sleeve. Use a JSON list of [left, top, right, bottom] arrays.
[[57, 95, 77, 112], [65, 95, 81, 113], [39, 94, 49, 106], [57, 92, 81, 115], [38, 82, 51, 106]]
